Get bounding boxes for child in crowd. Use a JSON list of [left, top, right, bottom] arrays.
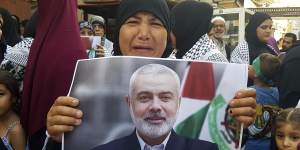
[[245, 53, 281, 150], [79, 21, 93, 36], [274, 108, 300, 150], [0, 70, 25, 150]]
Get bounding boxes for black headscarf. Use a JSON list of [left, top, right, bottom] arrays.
[[278, 45, 300, 108], [0, 7, 21, 46], [11, 14, 21, 36], [113, 0, 173, 58], [0, 38, 6, 63], [245, 12, 276, 63], [171, 1, 213, 59], [23, 11, 38, 38]]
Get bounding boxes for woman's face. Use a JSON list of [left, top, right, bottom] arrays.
[[0, 84, 13, 116], [256, 19, 273, 43], [276, 123, 300, 150], [119, 12, 167, 57]]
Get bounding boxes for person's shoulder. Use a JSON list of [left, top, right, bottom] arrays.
[[8, 115, 22, 135], [285, 45, 300, 60], [236, 40, 249, 49], [184, 137, 218, 150], [173, 133, 218, 150], [9, 123, 24, 137], [91, 134, 133, 150]]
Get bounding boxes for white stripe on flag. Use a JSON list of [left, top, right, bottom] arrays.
[[175, 97, 210, 126]]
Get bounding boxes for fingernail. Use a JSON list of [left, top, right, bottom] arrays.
[[76, 111, 83, 117], [68, 126, 74, 131], [230, 100, 234, 106], [237, 92, 242, 97], [72, 99, 79, 105], [75, 119, 82, 125]]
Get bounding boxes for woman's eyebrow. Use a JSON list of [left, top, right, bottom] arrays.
[[128, 15, 141, 20]]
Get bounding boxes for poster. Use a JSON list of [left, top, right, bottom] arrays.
[[64, 56, 248, 150]]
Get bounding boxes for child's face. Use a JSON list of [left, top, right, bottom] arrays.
[[276, 123, 300, 150], [0, 84, 12, 116], [80, 28, 93, 36]]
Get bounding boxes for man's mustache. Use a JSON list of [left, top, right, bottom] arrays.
[[143, 111, 166, 118]]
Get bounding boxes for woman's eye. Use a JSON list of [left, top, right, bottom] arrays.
[[260, 25, 271, 30], [151, 22, 163, 27], [126, 20, 139, 25]]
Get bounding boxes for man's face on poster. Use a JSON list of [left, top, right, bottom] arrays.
[[128, 73, 180, 138]]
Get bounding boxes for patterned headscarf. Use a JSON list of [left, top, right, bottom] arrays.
[[79, 21, 92, 31]]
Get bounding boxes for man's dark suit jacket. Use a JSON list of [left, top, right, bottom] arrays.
[[92, 130, 218, 150]]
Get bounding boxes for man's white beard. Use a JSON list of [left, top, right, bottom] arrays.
[[214, 32, 224, 39], [129, 107, 177, 138]]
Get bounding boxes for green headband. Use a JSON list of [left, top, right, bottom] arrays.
[[252, 56, 274, 86]]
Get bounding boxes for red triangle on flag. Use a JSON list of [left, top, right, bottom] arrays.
[[182, 62, 215, 100]]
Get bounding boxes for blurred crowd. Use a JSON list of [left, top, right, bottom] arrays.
[[0, 0, 300, 150]]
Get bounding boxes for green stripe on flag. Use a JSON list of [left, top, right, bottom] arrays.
[[208, 95, 230, 150], [175, 103, 210, 139]]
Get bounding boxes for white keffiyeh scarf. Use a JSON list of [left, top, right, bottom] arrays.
[[182, 34, 228, 63], [230, 40, 250, 64]]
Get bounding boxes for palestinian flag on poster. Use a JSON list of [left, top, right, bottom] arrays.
[[174, 61, 248, 150]]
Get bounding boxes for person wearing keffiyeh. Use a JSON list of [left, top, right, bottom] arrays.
[[0, 11, 37, 92], [170, 1, 227, 63], [230, 12, 278, 65]]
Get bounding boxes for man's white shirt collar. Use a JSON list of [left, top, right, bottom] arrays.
[[136, 130, 171, 150]]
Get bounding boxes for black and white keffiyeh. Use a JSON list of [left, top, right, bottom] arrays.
[[0, 37, 33, 83], [230, 40, 278, 64], [182, 34, 228, 63], [211, 37, 227, 59], [230, 40, 250, 64], [231, 12, 277, 65]]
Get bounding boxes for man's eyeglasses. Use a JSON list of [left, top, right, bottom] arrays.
[[213, 25, 225, 28]]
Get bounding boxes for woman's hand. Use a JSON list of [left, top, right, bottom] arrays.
[[47, 96, 83, 142]]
